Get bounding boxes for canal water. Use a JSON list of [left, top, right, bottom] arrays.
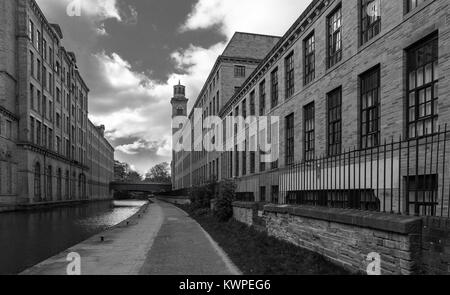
[[0, 200, 146, 274]]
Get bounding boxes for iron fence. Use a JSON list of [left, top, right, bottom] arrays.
[[279, 125, 450, 218]]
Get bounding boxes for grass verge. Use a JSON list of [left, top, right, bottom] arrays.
[[177, 205, 352, 275]]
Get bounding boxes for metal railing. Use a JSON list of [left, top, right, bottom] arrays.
[[278, 125, 450, 218]]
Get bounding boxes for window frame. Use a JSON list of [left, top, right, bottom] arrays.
[[360, 0, 381, 45], [327, 5, 343, 69], [304, 102, 315, 161], [285, 113, 295, 165], [270, 68, 279, 109], [234, 65, 246, 78], [259, 80, 266, 115], [285, 51, 295, 99], [406, 33, 439, 139], [327, 87, 342, 156], [304, 33, 315, 85], [360, 66, 381, 149]]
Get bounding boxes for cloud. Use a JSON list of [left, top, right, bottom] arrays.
[[116, 139, 162, 155], [181, 0, 313, 38], [37, 0, 137, 35]]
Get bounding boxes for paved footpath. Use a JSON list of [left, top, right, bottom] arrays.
[[21, 200, 240, 275]]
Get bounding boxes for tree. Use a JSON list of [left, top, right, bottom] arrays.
[[125, 170, 143, 183], [144, 162, 171, 183]]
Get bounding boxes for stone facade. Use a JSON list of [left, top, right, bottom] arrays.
[[172, 0, 450, 214], [0, 0, 114, 206], [172, 32, 281, 190]]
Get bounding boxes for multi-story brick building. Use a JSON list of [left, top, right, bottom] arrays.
[[0, 0, 114, 206], [173, 0, 450, 217]]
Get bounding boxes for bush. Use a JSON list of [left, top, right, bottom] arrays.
[[213, 179, 237, 222], [190, 182, 216, 210]]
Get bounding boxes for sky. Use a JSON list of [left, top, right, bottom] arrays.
[[35, 0, 312, 175]]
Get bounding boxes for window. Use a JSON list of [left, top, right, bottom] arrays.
[[242, 141, 247, 176], [36, 30, 40, 50], [407, 0, 428, 12], [271, 68, 279, 108], [242, 99, 247, 118], [250, 151, 256, 174], [56, 113, 61, 128], [216, 91, 220, 114], [234, 66, 246, 77], [260, 187, 266, 202], [407, 34, 438, 138], [271, 185, 279, 204], [328, 88, 342, 156], [36, 121, 41, 145], [285, 52, 295, 98], [56, 88, 61, 103], [406, 174, 438, 216], [34, 162, 41, 201], [250, 91, 256, 116], [29, 20, 34, 44], [304, 102, 315, 161], [37, 59, 41, 81], [30, 117, 35, 143], [361, 0, 381, 45], [285, 113, 295, 165], [304, 33, 315, 85], [360, 66, 380, 148], [235, 145, 239, 177], [57, 169, 62, 201], [37, 90, 41, 113], [43, 39, 47, 61], [234, 86, 241, 94], [42, 67, 47, 89], [30, 51, 34, 77], [65, 171, 70, 199], [30, 84, 34, 110], [259, 80, 266, 115], [327, 6, 342, 68], [42, 96, 47, 118], [47, 166, 52, 200]]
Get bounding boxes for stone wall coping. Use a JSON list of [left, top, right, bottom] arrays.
[[232, 201, 259, 209], [263, 205, 423, 235]]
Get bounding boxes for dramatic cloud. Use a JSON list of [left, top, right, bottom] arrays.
[[181, 0, 313, 38], [37, 0, 137, 35]]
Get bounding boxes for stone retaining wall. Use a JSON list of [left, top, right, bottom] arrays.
[[233, 202, 429, 275]]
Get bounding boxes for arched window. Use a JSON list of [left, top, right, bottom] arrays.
[[34, 162, 41, 201], [46, 166, 52, 201], [57, 168, 62, 201], [65, 170, 69, 200]]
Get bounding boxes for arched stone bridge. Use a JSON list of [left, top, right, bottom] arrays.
[[110, 182, 172, 194]]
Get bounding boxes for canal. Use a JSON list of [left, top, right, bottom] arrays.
[[0, 200, 147, 275]]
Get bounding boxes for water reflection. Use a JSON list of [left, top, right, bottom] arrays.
[[0, 200, 146, 274]]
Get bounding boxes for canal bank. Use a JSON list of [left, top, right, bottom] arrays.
[[22, 199, 241, 275], [0, 198, 115, 213], [0, 200, 146, 274]]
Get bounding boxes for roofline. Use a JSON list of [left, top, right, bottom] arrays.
[[220, 0, 323, 117], [29, 0, 61, 42], [88, 119, 115, 151], [186, 55, 263, 119], [233, 31, 282, 39], [221, 31, 281, 58]]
